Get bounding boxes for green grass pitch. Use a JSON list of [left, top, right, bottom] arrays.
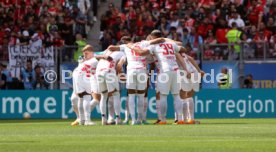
[[1, 119, 276, 152]]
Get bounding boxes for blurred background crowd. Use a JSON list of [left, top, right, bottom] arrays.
[[100, 0, 275, 61], [0, 0, 275, 90]]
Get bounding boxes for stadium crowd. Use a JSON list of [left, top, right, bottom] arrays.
[[0, 0, 100, 90], [1, 0, 276, 90], [100, 0, 276, 60]]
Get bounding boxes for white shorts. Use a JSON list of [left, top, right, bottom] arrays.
[[97, 72, 119, 93], [126, 69, 148, 90], [90, 75, 99, 93], [157, 71, 180, 95], [181, 73, 200, 92], [75, 75, 91, 94]]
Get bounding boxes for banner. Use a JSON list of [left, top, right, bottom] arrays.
[[60, 63, 77, 89], [202, 61, 240, 89], [244, 63, 276, 88], [8, 45, 55, 78], [0, 89, 275, 119]]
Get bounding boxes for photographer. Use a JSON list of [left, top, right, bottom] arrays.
[[32, 65, 49, 90]]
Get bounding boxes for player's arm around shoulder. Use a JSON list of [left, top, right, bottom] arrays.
[[126, 43, 150, 56], [107, 45, 121, 51], [187, 55, 205, 76], [175, 52, 191, 79], [148, 38, 165, 44]]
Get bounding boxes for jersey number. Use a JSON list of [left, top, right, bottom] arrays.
[[160, 44, 174, 55]]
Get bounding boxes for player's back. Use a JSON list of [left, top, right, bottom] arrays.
[[121, 41, 150, 70], [96, 50, 125, 73], [149, 41, 180, 73]]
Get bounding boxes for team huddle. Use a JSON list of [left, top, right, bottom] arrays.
[[70, 30, 205, 126]]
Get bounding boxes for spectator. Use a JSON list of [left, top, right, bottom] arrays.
[[20, 60, 34, 90], [74, 33, 87, 62], [0, 63, 7, 89], [0, 62, 13, 89], [247, 0, 264, 28], [218, 68, 232, 89], [20, 30, 30, 45], [205, 30, 217, 44], [266, 17, 276, 35], [269, 34, 276, 57], [92, 0, 98, 22], [243, 74, 255, 88], [73, 6, 87, 37], [78, 0, 91, 15], [226, 22, 242, 60], [182, 28, 189, 47], [228, 11, 245, 29], [167, 26, 181, 41], [253, 31, 269, 57], [215, 18, 229, 43], [241, 33, 255, 59], [29, 33, 42, 49], [32, 65, 49, 90], [187, 27, 204, 53]]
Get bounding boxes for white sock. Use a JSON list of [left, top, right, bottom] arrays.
[[143, 97, 148, 121], [124, 97, 129, 121], [183, 99, 189, 121], [156, 99, 161, 120], [173, 100, 177, 121], [100, 92, 108, 119], [113, 91, 121, 121], [90, 99, 99, 112], [128, 94, 136, 122], [71, 93, 79, 120], [137, 94, 145, 122], [173, 94, 183, 121], [78, 98, 84, 123], [188, 97, 194, 120], [83, 95, 92, 122], [160, 94, 168, 122], [108, 97, 115, 122]]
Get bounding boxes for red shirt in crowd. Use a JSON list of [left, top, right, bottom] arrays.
[[216, 28, 229, 43], [248, 4, 264, 25], [199, 0, 214, 7], [197, 24, 214, 38], [0, 30, 4, 45]]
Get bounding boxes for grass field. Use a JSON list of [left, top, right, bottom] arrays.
[[1, 119, 276, 152]]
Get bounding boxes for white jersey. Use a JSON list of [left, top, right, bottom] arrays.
[[120, 40, 150, 70], [78, 57, 98, 78], [96, 50, 125, 74], [181, 53, 197, 73], [147, 42, 180, 73]]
